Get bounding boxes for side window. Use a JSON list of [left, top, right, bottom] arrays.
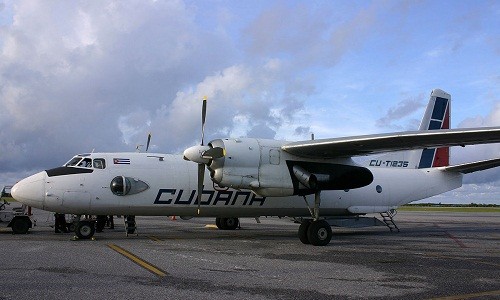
[[93, 158, 106, 169]]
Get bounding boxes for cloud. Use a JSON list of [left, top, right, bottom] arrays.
[[0, 0, 234, 172], [375, 93, 426, 129], [453, 103, 500, 185], [294, 126, 311, 137], [0, 1, 389, 184], [243, 2, 383, 69], [247, 124, 276, 139]]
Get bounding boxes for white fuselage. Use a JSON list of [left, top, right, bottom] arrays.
[[12, 151, 463, 217]]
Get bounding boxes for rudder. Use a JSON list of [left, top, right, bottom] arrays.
[[418, 89, 450, 168]]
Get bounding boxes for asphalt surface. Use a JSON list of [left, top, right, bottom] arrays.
[[1, 209, 499, 300]]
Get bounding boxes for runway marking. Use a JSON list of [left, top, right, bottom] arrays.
[[108, 244, 167, 277], [434, 223, 467, 248], [148, 236, 162, 242], [429, 289, 500, 300], [444, 231, 467, 248]]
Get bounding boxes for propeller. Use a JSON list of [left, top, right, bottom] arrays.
[[183, 96, 226, 214], [146, 132, 152, 152], [196, 96, 208, 214]]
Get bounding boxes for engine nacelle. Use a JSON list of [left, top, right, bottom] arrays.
[[206, 138, 373, 197], [209, 138, 261, 189], [208, 138, 295, 196]]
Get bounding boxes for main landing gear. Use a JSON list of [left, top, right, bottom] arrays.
[[298, 219, 332, 246], [299, 191, 333, 246]]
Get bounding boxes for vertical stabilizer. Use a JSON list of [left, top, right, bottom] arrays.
[[417, 89, 450, 168], [367, 89, 451, 169]]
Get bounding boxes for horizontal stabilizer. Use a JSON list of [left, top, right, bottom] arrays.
[[442, 158, 500, 174]]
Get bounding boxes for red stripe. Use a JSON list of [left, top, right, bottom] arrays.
[[432, 102, 450, 167]]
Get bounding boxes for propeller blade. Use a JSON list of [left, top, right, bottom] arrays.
[[197, 163, 204, 215], [202, 147, 225, 159], [201, 96, 207, 146], [146, 132, 151, 152]]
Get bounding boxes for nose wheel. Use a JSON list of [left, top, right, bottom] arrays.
[[74, 220, 95, 239]]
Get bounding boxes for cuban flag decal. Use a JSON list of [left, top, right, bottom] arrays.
[[113, 158, 131, 165]]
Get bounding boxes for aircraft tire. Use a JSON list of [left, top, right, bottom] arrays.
[[215, 217, 223, 229], [298, 220, 311, 244], [67, 222, 76, 232], [306, 220, 332, 246], [75, 221, 95, 239], [11, 217, 30, 234], [219, 217, 239, 230]]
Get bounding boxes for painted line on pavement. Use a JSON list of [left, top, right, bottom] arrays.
[[148, 236, 162, 242], [108, 243, 167, 277]]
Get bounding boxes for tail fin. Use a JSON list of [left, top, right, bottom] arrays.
[[417, 89, 451, 168], [367, 89, 451, 169]]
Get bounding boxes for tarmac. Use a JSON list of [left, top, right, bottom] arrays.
[[1, 208, 499, 300]]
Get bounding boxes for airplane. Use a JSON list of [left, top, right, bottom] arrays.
[[11, 89, 500, 245]]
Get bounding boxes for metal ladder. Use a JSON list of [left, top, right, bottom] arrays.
[[380, 209, 400, 232]]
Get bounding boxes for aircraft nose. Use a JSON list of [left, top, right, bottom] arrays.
[[11, 171, 46, 209]]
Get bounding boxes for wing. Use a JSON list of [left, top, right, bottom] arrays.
[[442, 158, 500, 174], [282, 127, 500, 158]]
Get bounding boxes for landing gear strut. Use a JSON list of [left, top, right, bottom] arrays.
[[299, 191, 332, 246]]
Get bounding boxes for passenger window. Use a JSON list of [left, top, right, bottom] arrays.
[[93, 159, 106, 169]]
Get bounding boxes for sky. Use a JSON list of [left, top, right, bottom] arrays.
[[0, 0, 499, 204]]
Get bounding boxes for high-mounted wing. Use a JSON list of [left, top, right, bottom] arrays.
[[282, 127, 500, 158]]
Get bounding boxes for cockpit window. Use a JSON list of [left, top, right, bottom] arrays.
[[78, 158, 92, 168], [65, 157, 83, 167], [93, 158, 106, 169], [65, 156, 106, 169]]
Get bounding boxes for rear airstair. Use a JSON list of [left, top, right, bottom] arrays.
[[380, 209, 400, 232]]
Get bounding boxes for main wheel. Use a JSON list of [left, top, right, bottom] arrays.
[[215, 217, 223, 229], [298, 220, 311, 244], [11, 217, 30, 234], [219, 217, 239, 230], [67, 222, 76, 232], [306, 220, 332, 246], [75, 221, 95, 239]]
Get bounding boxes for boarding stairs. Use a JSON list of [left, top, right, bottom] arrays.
[[380, 209, 400, 232]]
